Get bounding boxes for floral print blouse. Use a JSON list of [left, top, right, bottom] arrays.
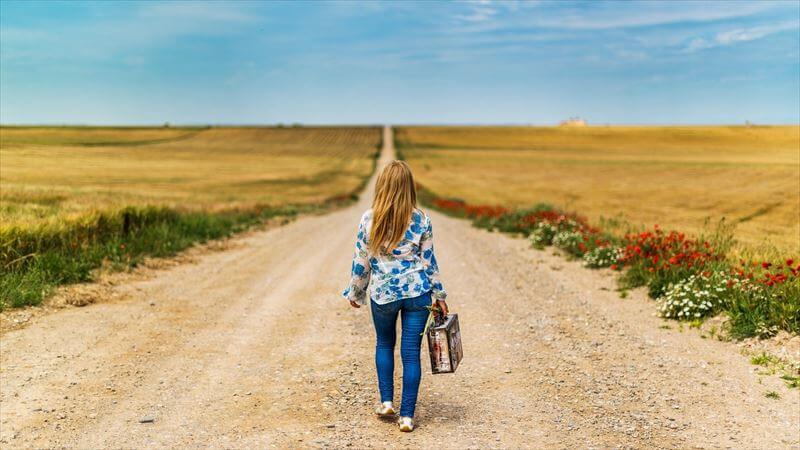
[[342, 208, 447, 305]]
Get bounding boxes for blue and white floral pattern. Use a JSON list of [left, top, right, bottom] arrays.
[[342, 208, 447, 305]]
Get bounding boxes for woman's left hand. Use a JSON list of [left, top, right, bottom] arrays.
[[435, 299, 448, 315], [349, 300, 361, 308]]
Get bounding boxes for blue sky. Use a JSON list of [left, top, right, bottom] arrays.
[[1, 0, 798, 125]]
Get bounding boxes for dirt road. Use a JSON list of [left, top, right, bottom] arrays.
[[1, 127, 798, 449]]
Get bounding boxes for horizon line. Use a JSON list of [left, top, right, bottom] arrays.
[[2, 122, 800, 128]]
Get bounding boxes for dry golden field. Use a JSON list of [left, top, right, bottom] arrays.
[[397, 126, 800, 255], [1, 126, 381, 308], [1, 126, 381, 229]]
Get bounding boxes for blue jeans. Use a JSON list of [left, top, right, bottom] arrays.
[[370, 291, 432, 418]]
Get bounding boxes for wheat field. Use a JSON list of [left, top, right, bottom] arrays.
[[397, 126, 800, 255], [1, 126, 381, 229], [0, 126, 381, 307]]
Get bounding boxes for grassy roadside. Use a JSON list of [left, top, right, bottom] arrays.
[[2, 203, 303, 309], [1, 127, 382, 310], [417, 185, 798, 340]]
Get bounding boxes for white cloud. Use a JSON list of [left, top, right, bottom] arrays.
[[686, 38, 712, 52], [446, 0, 791, 34], [455, 6, 498, 23], [716, 22, 797, 44], [557, 2, 783, 30], [684, 20, 799, 52]]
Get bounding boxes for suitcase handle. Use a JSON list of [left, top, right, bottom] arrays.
[[421, 302, 444, 335]]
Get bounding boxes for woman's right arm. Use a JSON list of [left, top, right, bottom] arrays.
[[342, 214, 372, 307]]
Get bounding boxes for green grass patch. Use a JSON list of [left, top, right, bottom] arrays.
[[0, 204, 312, 309], [781, 375, 800, 389], [750, 352, 779, 366], [765, 391, 780, 399]]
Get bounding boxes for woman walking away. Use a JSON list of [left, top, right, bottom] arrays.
[[342, 160, 448, 432]]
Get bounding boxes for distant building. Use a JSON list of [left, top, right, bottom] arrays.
[[559, 117, 587, 127]]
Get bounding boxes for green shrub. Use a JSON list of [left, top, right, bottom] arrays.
[[553, 230, 585, 257], [724, 278, 800, 338], [530, 223, 558, 249], [583, 246, 622, 268], [658, 273, 727, 320]]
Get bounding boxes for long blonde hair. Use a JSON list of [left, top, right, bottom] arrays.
[[369, 160, 417, 254]]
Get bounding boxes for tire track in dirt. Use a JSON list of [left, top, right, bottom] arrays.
[[1, 126, 797, 449]]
